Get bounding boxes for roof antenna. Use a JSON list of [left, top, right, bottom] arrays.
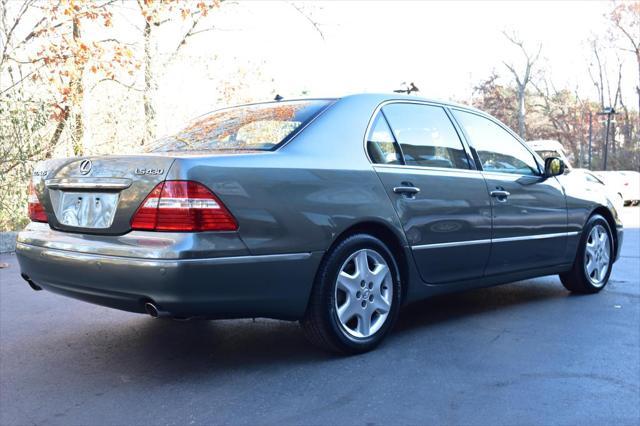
[[274, 94, 284, 101], [393, 82, 419, 95]]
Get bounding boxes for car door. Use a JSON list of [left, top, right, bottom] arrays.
[[368, 102, 492, 284], [451, 109, 568, 276]]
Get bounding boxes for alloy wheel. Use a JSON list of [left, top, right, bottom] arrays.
[[584, 224, 611, 287], [334, 249, 393, 339]]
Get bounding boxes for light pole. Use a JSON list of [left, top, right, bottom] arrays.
[[596, 107, 617, 171]]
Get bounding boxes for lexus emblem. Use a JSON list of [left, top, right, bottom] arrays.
[[79, 159, 92, 175]]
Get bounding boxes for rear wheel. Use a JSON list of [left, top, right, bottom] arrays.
[[301, 234, 402, 354], [560, 214, 613, 294]]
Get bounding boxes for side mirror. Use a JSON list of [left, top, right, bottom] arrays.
[[544, 157, 565, 177]]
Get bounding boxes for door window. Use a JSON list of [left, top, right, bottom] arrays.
[[366, 113, 403, 165], [382, 103, 470, 169], [453, 110, 540, 175]]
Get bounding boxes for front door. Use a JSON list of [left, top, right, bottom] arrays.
[[451, 109, 568, 275], [367, 102, 492, 284]]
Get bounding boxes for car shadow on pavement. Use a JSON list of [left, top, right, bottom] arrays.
[[394, 278, 567, 334], [37, 279, 568, 378]]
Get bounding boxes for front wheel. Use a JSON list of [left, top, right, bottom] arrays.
[[560, 214, 614, 294], [301, 234, 402, 354]]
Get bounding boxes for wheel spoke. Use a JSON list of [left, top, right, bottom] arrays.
[[586, 258, 596, 275], [337, 271, 359, 297], [337, 298, 357, 324], [373, 296, 391, 314], [354, 251, 370, 278], [598, 230, 607, 245], [370, 263, 389, 287], [357, 311, 372, 336]]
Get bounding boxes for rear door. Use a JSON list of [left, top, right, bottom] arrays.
[[451, 109, 568, 275], [368, 102, 492, 284]]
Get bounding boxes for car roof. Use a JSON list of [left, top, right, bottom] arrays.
[[214, 93, 482, 115]]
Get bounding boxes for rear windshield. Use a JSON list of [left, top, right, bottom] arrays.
[[147, 100, 333, 152]]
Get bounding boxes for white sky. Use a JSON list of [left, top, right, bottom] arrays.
[[105, 0, 638, 134], [172, 1, 633, 98]]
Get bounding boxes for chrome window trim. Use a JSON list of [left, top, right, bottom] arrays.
[[363, 99, 476, 171], [448, 107, 544, 175], [372, 163, 483, 175], [480, 170, 545, 179], [412, 231, 580, 250]]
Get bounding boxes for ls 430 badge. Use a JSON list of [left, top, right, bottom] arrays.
[[135, 168, 164, 175]]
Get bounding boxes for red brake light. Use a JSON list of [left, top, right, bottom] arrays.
[[28, 181, 48, 223], [131, 181, 238, 232]]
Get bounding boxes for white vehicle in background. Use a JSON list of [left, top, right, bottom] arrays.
[[527, 139, 573, 170], [574, 169, 625, 212], [527, 139, 626, 210], [596, 171, 640, 206]]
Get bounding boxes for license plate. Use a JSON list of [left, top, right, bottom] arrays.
[[58, 192, 119, 229]]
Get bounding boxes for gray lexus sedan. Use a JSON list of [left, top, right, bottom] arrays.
[[16, 93, 623, 354]]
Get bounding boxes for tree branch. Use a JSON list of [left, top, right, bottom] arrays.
[[289, 2, 324, 41]]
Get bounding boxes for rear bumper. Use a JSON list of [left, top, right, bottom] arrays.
[[16, 226, 323, 320]]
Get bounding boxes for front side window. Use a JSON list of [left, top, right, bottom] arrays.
[[453, 110, 540, 176], [147, 100, 333, 152], [366, 113, 402, 165], [382, 103, 470, 169]]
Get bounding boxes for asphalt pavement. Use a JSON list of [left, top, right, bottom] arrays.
[[1, 208, 639, 426]]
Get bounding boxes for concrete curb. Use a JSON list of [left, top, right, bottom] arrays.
[[0, 232, 18, 253]]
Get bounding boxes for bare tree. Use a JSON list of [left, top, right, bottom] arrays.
[[502, 31, 542, 138], [610, 2, 640, 117]]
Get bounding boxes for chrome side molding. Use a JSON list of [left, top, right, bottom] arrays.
[[412, 231, 581, 250]]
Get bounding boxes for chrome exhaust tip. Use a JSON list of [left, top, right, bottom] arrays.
[[144, 302, 169, 318]]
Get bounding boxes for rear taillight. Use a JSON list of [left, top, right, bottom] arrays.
[[28, 181, 48, 223], [131, 181, 238, 232]]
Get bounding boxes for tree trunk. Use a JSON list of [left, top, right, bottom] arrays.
[[71, 17, 84, 156], [46, 107, 69, 159], [142, 20, 155, 146]]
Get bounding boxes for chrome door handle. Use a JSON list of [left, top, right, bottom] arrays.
[[393, 186, 420, 195], [490, 190, 510, 201]]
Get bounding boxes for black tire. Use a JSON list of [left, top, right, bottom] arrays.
[[560, 214, 614, 294], [301, 234, 402, 355]]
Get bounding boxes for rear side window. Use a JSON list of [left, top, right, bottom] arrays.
[[453, 110, 540, 176], [366, 113, 402, 165], [382, 103, 470, 169], [147, 100, 332, 152]]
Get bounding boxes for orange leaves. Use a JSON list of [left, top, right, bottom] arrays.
[[26, 0, 137, 122], [139, 0, 220, 24], [50, 104, 68, 122], [25, 0, 222, 123]]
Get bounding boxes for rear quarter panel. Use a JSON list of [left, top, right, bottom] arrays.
[[165, 95, 408, 255]]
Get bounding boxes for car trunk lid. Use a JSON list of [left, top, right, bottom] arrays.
[[40, 155, 176, 235]]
